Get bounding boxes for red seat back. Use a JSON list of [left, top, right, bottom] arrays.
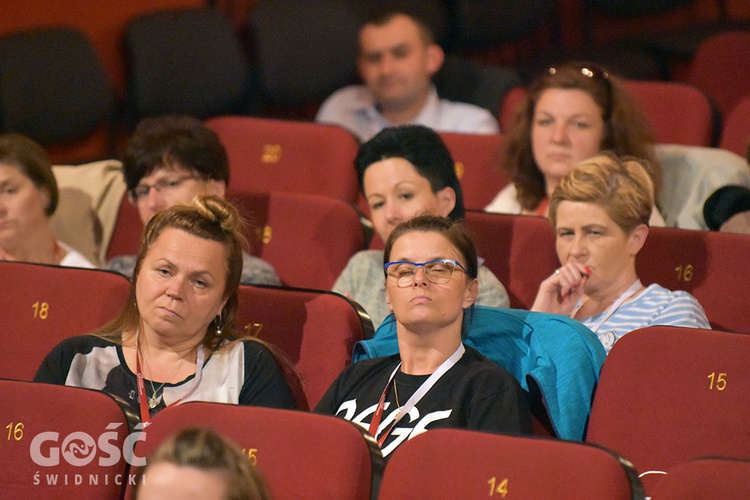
[[498, 85, 528, 132], [650, 457, 750, 499], [720, 93, 750, 157], [206, 115, 361, 204], [624, 79, 714, 147], [232, 191, 365, 290], [689, 31, 750, 118], [379, 428, 643, 499], [0, 379, 133, 498], [236, 284, 373, 408], [464, 211, 558, 309], [106, 193, 143, 260], [586, 326, 750, 494], [438, 131, 510, 211], [134, 402, 383, 500], [0, 261, 131, 380], [638, 226, 750, 333]]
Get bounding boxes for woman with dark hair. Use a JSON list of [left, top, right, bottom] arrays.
[[318, 214, 529, 458], [333, 125, 509, 327], [108, 115, 280, 285], [35, 196, 296, 422], [0, 133, 94, 267], [486, 62, 664, 225]]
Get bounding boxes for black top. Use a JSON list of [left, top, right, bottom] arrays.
[[34, 335, 296, 419], [315, 345, 530, 457]]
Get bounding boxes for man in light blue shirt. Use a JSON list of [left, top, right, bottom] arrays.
[[315, 11, 499, 142]]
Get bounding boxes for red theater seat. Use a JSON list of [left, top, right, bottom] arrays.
[[206, 116, 361, 204], [0, 262, 131, 381], [236, 284, 373, 408], [134, 402, 383, 500], [379, 428, 643, 499], [0, 379, 135, 498], [586, 326, 750, 495]]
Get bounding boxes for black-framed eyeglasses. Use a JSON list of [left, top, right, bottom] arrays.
[[130, 175, 201, 201], [384, 259, 469, 287]]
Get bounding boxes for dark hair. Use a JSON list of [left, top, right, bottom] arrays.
[[383, 214, 478, 335], [504, 62, 660, 211], [0, 133, 58, 216], [383, 214, 478, 280], [361, 9, 435, 45], [355, 125, 465, 219], [123, 115, 229, 194], [96, 196, 246, 351], [703, 185, 750, 231], [133, 427, 270, 500]]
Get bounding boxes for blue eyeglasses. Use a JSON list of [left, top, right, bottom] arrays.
[[384, 259, 468, 287]]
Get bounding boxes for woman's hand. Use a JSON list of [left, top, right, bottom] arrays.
[[531, 263, 591, 316]]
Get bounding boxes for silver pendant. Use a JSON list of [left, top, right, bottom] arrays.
[[148, 394, 162, 409]]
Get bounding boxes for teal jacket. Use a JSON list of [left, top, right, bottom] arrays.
[[353, 306, 606, 441]]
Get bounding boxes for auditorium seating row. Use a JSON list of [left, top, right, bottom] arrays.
[[8, 198, 750, 381], [2, 324, 749, 498], [204, 115, 750, 223], [0, 261, 374, 409], [105, 195, 750, 333], [1, 1, 748, 166]]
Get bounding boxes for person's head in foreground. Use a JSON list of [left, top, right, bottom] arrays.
[[123, 115, 229, 225], [356, 124, 463, 243], [134, 427, 270, 500], [502, 62, 660, 216], [532, 153, 709, 352]]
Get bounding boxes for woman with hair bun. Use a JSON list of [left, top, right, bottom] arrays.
[[35, 196, 296, 422]]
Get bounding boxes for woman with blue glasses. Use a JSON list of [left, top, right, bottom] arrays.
[[316, 214, 530, 458]]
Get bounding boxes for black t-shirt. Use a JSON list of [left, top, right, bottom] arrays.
[[314, 345, 530, 457], [34, 335, 296, 419]]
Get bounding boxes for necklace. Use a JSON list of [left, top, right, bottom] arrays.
[[142, 350, 183, 409], [393, 377, 402, 417]]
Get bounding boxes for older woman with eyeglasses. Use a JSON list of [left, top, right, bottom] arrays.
[[486, 61, 665, 225], [316, 215, 530, 459], [107, 115, 281, 286]]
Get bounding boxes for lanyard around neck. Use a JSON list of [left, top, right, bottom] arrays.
[[368, 343, 465, 447], [135, 330, 206, 423], [572, 279, 643, 333]]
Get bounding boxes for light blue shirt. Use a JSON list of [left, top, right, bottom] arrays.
[[583, 283, 710, 353], [316, 85, 499, 142]]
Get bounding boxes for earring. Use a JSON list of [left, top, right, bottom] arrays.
[[214, 313, 224, 336]]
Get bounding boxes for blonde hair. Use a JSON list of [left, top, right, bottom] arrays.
[[549, 153, 655, 233], [134, 427, 270, 500]]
